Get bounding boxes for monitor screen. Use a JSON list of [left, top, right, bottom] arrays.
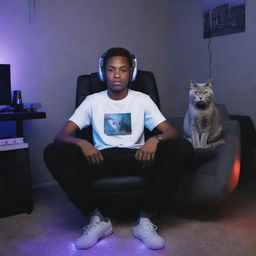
[[0, 64, 11, 105]]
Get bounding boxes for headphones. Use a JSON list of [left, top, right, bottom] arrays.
[[98, 49, 138, 82]]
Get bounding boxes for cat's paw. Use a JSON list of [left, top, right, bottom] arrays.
[[194, 142, 209, 149], [192, 143, 201, 148]]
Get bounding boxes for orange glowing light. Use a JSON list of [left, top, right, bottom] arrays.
[[227, 137, 241, 193]]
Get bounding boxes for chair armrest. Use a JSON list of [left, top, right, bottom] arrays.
[[186, 119, 241, 204]]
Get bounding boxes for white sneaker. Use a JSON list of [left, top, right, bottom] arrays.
[[75, 218, 113, 250], [133, 218, 165, 250]]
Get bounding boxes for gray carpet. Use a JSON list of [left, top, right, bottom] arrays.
[[1, 170, 256, 256]]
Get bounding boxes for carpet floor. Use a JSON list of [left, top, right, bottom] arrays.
[[1, 169, 256, 256]]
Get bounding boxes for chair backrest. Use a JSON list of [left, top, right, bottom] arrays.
[[75, 70, 161, 140], [76, 70, 161, 109]]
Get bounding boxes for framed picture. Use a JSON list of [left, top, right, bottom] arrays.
[[202, 0, 245, 38]]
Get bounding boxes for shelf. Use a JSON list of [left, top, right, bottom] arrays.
[[0, 111, 46, 137], [0, 111, 46, 121]]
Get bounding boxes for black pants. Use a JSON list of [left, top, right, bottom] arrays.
[[43, 138, 193, 215]]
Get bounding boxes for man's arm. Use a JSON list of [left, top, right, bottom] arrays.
[[152, 120, 179, 141], [55, 120, 104, 166], [135, 120, 179, 168]]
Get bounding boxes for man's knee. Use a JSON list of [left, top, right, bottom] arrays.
[[158, 138, 193, 154], [176, 138, 194, 158], [43, 141, 80, 171], [155, 138, 193, 165], [44, 142, 57, 167]]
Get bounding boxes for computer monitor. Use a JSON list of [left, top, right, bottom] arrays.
[[0, 64, 12, 106]]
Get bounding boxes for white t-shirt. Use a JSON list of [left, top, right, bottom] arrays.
[[69, 89, 166, 150]]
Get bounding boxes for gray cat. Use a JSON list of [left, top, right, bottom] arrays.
[[183, 80, 225, 148]]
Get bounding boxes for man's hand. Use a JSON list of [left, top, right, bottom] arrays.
[[54, 121, 104, 167], [78, 140, 104, 166], [134, 120, 179, 169], [135, 136, 159, 168]]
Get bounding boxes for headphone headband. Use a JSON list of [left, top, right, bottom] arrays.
[[98, 49, 137, 82]]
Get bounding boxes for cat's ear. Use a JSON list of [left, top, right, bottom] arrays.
[[206, 80, 214, 88], [189, 80, 197, 89]]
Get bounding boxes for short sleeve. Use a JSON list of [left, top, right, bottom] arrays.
[[144, 95, 166, 131], [69, 97, 92, 129]]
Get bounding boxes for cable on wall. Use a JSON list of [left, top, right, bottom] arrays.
[[28, 0, 36, 23], [208, 36, 212, 79]]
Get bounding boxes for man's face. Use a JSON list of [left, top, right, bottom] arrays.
[[105, 56, 130, 93]]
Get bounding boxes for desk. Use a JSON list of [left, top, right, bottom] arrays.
[[0, 111, 46, 217], [0, 111, 46, 137]]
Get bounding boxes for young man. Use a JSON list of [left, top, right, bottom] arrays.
[[44, 47, 193, 250]]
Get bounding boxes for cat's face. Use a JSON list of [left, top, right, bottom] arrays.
[[108, 118, 123, 131], [189, 80, 214, 109]]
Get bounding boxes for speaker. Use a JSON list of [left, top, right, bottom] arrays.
[[0, 64, 11, 105]]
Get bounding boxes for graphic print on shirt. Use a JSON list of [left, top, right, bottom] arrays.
[[104, 113, 132, 136]]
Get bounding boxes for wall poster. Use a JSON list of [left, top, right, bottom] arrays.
[[202, 0, 245, 38]]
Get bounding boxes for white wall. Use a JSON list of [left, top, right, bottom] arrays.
[[167, 0, 256, 124], [1, 0, 255, 185], [0, 0, 172, 185]]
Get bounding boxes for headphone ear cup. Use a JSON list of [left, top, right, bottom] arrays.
[[131, 58, 138, 82], [98, 57, 105, 82]]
